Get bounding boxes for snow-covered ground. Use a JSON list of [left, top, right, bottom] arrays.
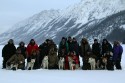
[[0, 45, 125, 83]]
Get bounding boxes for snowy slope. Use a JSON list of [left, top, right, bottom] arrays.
[[62, 0, 125, 23], [0, 0, 125, 44], [0, 45, 125, 83]]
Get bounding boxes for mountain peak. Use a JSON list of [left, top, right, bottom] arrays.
[[0, 0, 125, 44]]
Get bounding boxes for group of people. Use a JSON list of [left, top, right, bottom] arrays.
[[2, 37, 123, 70]]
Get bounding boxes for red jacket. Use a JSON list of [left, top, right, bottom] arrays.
[[26, 44, 39, 56]]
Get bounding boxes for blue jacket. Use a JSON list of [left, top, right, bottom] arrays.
[[113, 45, 123, 61]]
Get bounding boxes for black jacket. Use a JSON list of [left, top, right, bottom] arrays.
[[2, 44, 16, 59]]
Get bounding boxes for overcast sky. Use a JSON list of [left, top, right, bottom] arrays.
[[0, 0, 80, 33]]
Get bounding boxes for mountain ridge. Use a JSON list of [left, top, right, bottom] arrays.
[[0, 0, 125, 44]]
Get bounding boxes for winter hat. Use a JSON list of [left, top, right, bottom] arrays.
[[19, 41, 25, 46], [103, 39, 107, 42], [46, 39, 50, 42], [8, 39, 14, 44], [30, 39, 35, 41], [62, 37, 65, 40], [68, 36, 71, 39], [94, 39, 98, 41]]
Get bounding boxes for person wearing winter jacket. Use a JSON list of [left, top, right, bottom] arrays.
[[39, 39, 50, 67], [92, 39, 101, 62], [17, 41, 27, 68], [48, 47, 58, 69], [67, 36, 74, 52], [17, 41, 27, 59], [26, 39, 39, 56], [102, 39, 112, 55], [50, 39, 58, 52], [58, 37, 69, 56], [80, 38, 91, 57], [72, 38, 80, 56], [2, 39, 16, 69], [80, 38, 91, 69], [72, 38, 80, 66], [113, 41, 123, 70], [6, 47, 25, 70], [26, 39, 39, 69]]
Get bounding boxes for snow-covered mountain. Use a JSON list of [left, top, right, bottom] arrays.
[[0, 0, 125, 44]]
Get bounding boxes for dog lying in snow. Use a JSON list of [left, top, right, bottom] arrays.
[[58, 57, 65, 70], [42, 56, 48, 69]]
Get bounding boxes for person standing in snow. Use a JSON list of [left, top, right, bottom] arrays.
[[80, 38, 91, 57], [113, 41, 123, 70], [80, 38, 91, 69], [58, 37, 69, 58], [67, 36, 74, 52], [92, 39, 101, 69], [72, 38, 80, 57], [2, 39, 16, 69], [39, 39, 50, 67], [17, 41, 27, 59], [101, 39, 112, 55], [17, 41, 27, 68], [26, 39, 39, 69]]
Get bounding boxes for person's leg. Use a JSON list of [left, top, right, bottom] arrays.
[[115, 60, 122, 70], [18, 63, 25, 70], [107, 60, 114, 70], [2, 58, 6, 68], [3, 58, 8, 69]]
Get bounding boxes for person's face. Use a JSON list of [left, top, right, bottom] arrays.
[[83, 40, 86, 43], [31, 40, 35, 44], [114, 41, 118, 46], [9, 40, 13, 44], [69, 39, 72, 42], [21, 43, 24, 46], [94, 41, 98, 43], [70, 52, 74, 55], [17, 50, 21, 54], [62, 39, 66, 44], [68, 38, 72, 41], [62, 39, 65, 42], [104, 41, 107, 44], [73, 39, 76, 42]]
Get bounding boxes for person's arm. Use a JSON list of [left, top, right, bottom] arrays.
[[2, 46, 6, 57], [118, 45, 123, 61], [20, 55, 25, 64], [35, 44, 40, 55], [7, 55, 15, 64]]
